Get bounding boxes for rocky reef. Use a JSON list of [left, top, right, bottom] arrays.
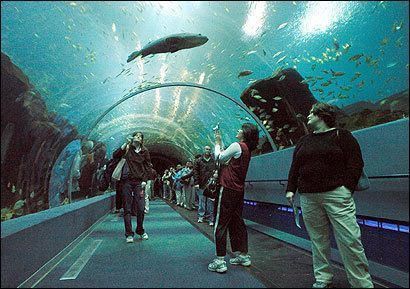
[[338, 89, 409, 131], [1, 52, 93, 221], [240, 68, 317, 153], [241, 68, 408, 153]]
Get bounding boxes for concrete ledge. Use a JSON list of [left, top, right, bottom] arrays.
[[1, 192, 115, 288]]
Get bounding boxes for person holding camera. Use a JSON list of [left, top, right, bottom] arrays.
[[208, 123, 259, 273], [112, 131, 152, 243]]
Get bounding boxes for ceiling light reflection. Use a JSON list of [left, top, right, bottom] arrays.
[[300, 1, 351, 36], [242, 1, 267, 38]]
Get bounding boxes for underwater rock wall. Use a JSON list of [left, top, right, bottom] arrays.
[[241, 68, 409, 152], [241, 68, 317, 152], [1, 52, 79, 219]]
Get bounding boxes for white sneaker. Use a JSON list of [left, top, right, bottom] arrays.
[[229, 254, 251, 266], [208, 258, 227, 273], [140, 233, 149, 240], [209, 222, 214, 226], [126, 236, 134, 243]]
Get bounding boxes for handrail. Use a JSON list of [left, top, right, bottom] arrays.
[[245, 174, 410, 183]]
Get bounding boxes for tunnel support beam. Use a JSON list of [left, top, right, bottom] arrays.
[[85, 82, 276, 151]]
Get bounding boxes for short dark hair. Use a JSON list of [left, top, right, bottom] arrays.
[[311, 103, 337, 127], [132, 131, 144, 143], [242, 123, 259, 152]]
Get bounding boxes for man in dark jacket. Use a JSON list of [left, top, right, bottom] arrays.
[[112, 131, 152, 243], [194, 145, 217, 225]]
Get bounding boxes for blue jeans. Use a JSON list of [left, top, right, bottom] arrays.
[[197, 188, 214, 222]]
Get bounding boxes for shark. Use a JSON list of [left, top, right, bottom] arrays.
[[127, 33, 209, 62]]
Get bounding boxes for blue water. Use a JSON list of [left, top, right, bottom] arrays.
[[1, 1, 409, 156]]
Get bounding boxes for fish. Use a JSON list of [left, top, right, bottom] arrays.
[[330, 69, 345, 77], [340, 85, 352, 91], [252, 94, 263, 100], [350, 72, 362, 82], [238, 70, 253, 78], [276, 55, 287, 64], [342, 43, 351, 53], [277, 22, 288, 30], [386, 62, 397, 68], [392, 20, 403, 32], [250, 89, 259, 96], [380, 37, 388, 46], [246, 50, 257, 55], [272, 51, 284, 59], [127, 33, 208, 62], [395, 36, 403, 48], [272, 108, 279, 113], [321, 80, 332, 87], [273, 96, 282, 101], [357, 80, 365, 88], [348, 54, 363, 61], [333, 38, 340, 50], [278, 75, 286, 81]]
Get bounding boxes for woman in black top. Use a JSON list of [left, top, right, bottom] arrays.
[[286, 103, 373, 288]]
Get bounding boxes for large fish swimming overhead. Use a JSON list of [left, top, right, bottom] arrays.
[[127, 33, 209, 62]]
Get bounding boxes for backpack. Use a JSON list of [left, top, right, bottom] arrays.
[[97, 157, 120, 191]]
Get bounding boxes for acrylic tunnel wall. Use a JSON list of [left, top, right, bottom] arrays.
[[1, 0, 409, 221], [1, 2, 409, 288]]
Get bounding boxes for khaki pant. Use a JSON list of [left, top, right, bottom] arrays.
[[300, 186, 373, 288]]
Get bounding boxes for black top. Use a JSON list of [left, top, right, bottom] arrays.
[[193, 155, 217, 189], [286, 128, 364, 193], [113, 145, 152, 182]]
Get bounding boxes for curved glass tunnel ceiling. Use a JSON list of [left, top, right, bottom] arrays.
[[90, 85, 271, 159], [1, 1, 409, 160]]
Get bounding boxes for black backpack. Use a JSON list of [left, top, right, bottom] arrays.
[[98, 157, 120, 191]]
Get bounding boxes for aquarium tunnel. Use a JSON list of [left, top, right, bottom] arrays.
[[1, 1, 409, 288]]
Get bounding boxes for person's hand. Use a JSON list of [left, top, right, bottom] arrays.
[[285, 191, 294, 204], [141, 182, 146, 188], [215, 131, 222, 145], [121, 139, 131, 150]]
